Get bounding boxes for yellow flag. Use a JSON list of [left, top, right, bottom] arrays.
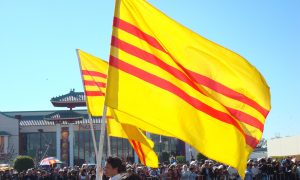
[[107, 117, 158, 167], [77, 49, 108, 116], [106, 0, 271, 177], [77, 49, 158, 167]]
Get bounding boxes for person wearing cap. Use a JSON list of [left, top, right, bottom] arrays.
[[57, 169, 65, 180], [104, 156, 127, 180], [201, 160, 213, 180]]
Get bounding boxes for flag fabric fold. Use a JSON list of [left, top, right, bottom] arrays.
[[106, 0, 271, 177], [77, 49, 158, 167]]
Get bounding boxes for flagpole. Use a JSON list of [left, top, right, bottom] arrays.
[[75, 49, 99, 164], [96, 105, 108, 180], [107, 118, 112, 157], [88, 114, 99, 160]]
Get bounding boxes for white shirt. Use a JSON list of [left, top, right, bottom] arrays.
[[110, 173, 128, 180], [109, 174, 122, 180]]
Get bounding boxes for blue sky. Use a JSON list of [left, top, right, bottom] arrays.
[[0, 1, 299, 140]]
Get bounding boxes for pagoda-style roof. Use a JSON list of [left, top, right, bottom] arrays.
[[19, 117, 101, 126], [51, 89, 86, 108], [44, 110, 83, 124], [3, 108, 102, 127]]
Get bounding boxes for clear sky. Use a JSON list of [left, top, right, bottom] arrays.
[[0, 1, 299, 140]]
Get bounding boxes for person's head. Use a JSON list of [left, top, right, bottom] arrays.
[[80, 169, 87, 176], [253, 163, 258, 168], [26, 169, 32, 175], [204, 160, 210, 167], [126, 167, 133, 175], [182, 164, 188, 171], [189, 166, 194, 172], [104, 156, 126, 177], [59, 169, 64, 176]]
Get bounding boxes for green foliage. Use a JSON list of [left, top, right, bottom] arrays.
[[176, 155, 186, 163], [161, 151, 170, 163], [196, 152, 207, 161], [13, 156, 34, 172]]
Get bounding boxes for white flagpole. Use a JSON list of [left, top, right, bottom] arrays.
[[107, 117, 112, 157], [88, 114, 99, 160], [96, 105, 108, 180], [75, 49, 99, 164]]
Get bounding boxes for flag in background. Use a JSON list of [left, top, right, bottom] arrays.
[[77, 49, 158, 167], [106, 0, 271, 177], [107, 117, 158, 167], [77, 49, 108, 116]]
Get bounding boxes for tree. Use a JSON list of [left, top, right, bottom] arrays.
[[196, 152, 207, 161], [176, 155, 186, 164], [161, 151, 170, 163], [0, 144, 16, 164], [13, 156, 34, 172]]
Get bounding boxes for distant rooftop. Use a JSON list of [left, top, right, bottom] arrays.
[[50, 89, 86, 109], [3, 110, 101, 126], [1, 90, 105, 126], [44, 110, 83, 123]]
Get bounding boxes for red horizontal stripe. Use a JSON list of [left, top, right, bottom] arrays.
[[111, 36, 204, 94], [82, 70, 107, 79], [111, 36, 264, 133], [85, 91, 105, 96], [246, 135, 259, 149], [113, 17, 269, 119], [114, 17, 165, 53], [84, 80, 106, 88], [110, 56, 257, 148], [227, 107, 264, 132], [182, 69, 269, 118]]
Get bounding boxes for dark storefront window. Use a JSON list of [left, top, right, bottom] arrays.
[[20, 132, 56, 162], [74, 129, 134, 166]]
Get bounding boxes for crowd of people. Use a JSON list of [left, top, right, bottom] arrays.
[[1, 156, 300, 180]]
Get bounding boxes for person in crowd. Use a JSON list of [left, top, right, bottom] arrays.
[[296, 162, 300, 180], [181, 165, 198, 180], [57, 169, 66, 180], [24, 169, 37, 180], [245, 163, 253, 180], [180, 164, 191, 180], [251, 162, 260, 180], [201, 160, 213, 180], [258, 158, 268, 180], [79, 168, 88, 180], [1, 169, 12, 180], [227, 166, 239, 180], [104, 156, 127, 180], [89, 168, 96, 180], [149, 167, 159, 179], [123, 165, 141, 180]]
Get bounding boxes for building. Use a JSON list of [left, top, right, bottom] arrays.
[[268, 135, 300, 158], [0, 112, 19, 162], [0, 89, 185, 166]]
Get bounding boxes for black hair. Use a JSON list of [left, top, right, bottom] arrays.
[[106, 156, 126, 173]]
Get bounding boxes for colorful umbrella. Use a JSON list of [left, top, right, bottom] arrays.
[[40, 157, 62, 166]]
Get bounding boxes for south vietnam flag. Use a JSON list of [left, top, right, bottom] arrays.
[[77, 49, 158, 167], [105, 0, 271, 177]]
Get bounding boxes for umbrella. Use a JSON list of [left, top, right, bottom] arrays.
[[40, 157, 62, 166]]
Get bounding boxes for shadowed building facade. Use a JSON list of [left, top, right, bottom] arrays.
[[0, 89, 185, 166]]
